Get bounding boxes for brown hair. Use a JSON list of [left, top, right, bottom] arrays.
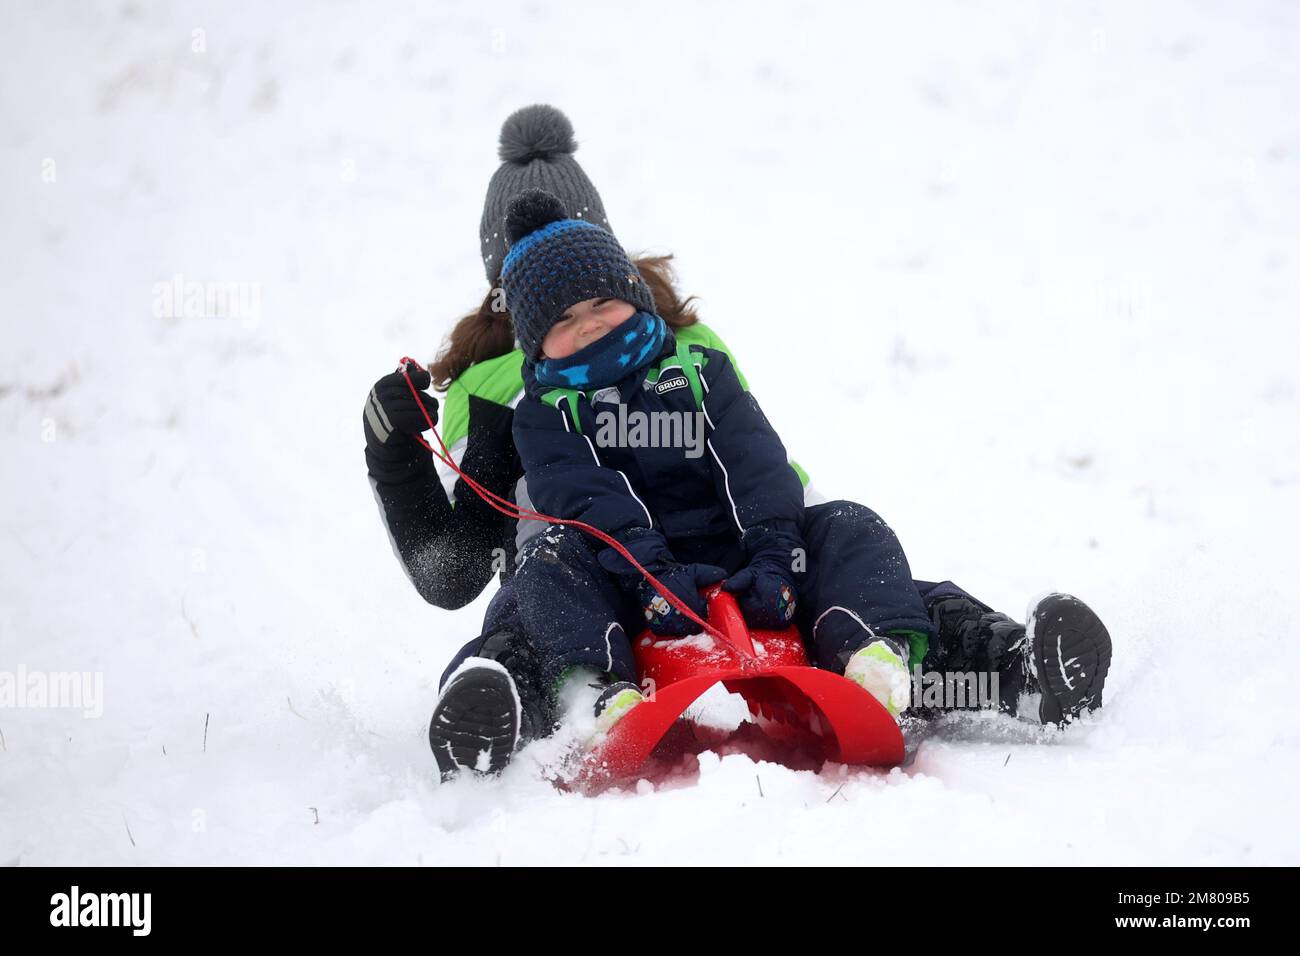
[[427, 253, 701, 390]]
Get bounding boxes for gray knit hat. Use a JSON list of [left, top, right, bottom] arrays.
[[479, 104, 610, 284]]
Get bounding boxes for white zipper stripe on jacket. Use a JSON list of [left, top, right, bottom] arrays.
[[558, 394, 654, 531], [696, 368, 745, 534]]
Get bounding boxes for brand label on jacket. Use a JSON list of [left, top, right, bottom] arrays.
[[655, 376, 689, 395]]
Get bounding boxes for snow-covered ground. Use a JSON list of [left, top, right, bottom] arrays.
[[2, 0, 1297, 865]]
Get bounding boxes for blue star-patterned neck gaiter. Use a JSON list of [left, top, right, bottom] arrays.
[[533, 311, 667, 390]]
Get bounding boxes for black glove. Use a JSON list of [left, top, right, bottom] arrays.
[[638, 562, 729, 637], [722, 523, 801, 629], [364, 362, 441, 483]]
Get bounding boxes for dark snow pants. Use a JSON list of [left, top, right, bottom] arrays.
[[440, 499, 940, 692]]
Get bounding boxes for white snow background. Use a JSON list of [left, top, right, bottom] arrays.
[[1, 0, 1298, 865]]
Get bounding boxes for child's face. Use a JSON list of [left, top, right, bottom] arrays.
[[541, 297, 636, 360]]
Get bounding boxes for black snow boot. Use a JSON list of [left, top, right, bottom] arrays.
[[925, 595, 1029, 717], [428, 629, 554, 780], [1025, 593, 1112, 726], [926, 593, 1111, 725]]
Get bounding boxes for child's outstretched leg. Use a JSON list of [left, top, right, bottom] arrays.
[[794, 500, 936, 718], [918, 582, 1112, 725]]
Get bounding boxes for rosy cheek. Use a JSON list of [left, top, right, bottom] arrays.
[[543, 328, 570, 360], [562, 328, 581, 356]]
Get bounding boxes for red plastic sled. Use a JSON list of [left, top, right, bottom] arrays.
[[581, 588, 904, 783]]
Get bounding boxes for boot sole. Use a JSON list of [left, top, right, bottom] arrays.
[[428, 660, 521, 780], [1027, 593, 1112, 726]]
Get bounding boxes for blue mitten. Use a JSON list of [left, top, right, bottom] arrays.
[[722, 523, 802, 629], [596, 530, 727, 638], [638, 563, 728, 637]]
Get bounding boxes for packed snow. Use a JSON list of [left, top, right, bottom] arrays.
[[2, 0, 1298, 865]]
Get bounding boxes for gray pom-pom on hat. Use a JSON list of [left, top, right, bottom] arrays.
[[497, 104, 576, 164], [479, 104, 611, 284]]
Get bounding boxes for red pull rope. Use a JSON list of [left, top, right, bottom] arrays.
[[396, 357, 749, 657]]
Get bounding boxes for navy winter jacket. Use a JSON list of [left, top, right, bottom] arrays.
[[512, 332, 806, 578]]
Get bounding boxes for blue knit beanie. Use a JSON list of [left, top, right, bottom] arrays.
[[501, 189, 657, 360]]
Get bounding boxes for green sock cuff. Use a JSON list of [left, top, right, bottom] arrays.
[[887, 629, 930, 670], [552, 665, 608, 699]]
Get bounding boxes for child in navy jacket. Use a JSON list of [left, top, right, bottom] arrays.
[[500, 189, 936, 734]]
